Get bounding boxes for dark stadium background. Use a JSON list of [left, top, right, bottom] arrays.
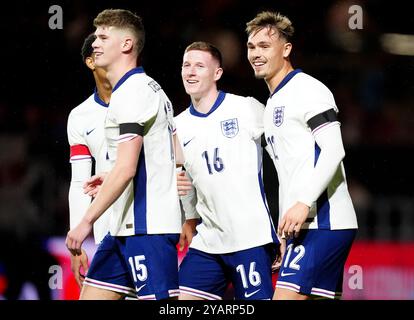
[[0, 0, 413, 299]]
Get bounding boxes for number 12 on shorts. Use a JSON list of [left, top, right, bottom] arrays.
[[283, 244, 305, 270]]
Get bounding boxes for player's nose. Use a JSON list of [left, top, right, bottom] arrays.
[[92, 38, 99, 50]]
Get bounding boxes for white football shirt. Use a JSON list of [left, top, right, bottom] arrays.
[[264, 70, 358, 230], [105, 67, 182, 236], [67, 90, 111, 244], [175, 91, 277, 254]]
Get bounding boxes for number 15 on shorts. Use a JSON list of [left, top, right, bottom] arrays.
[[128, 255, 148, 282]]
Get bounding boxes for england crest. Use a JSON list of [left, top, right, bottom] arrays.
[[273, 106, 285, 127], [221, 118, 239, 138]]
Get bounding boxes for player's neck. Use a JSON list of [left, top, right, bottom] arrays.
[[105, 57, 138, 88], [266, 62, 294, 94], [95, 79, 112, 104], [191, 88, 220, 114]]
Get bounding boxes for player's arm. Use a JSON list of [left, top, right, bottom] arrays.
[[68, 147, 93, 231], [67, 112, 94, 227], [299, 109, 345, 206], [68, 148, 93, 286], [178, 169, 199, 250], [278, 109, 344, 237], [174, 134, 199, 250], [66, 125, 143, 253], [247, 97, 265, 140]]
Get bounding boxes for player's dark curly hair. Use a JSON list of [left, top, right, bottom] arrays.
[[81, 33, 96, 62]]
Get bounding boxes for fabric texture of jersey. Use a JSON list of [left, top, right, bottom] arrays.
[[67, 91, 111, 243], [275, 229, 356, 299], [179, 245, 275, 300], [264, 70, 358, 230], [105, 67, 182, 236], [175, 92, 277, 254], [84, 233, 180, 300]]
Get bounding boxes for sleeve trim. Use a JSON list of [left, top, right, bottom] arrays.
[[117, 133, 139, 144]]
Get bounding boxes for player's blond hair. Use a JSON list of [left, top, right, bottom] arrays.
[[246, 11, 294, 42], [94, 9, 145, 55]]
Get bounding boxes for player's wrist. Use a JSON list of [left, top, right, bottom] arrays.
[[82, 213, 95, 226]]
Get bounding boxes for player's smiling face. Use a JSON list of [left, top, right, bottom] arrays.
[[92, 26, 123, 68], [181, 50, 222, 99], [247, 27, 289, 81]]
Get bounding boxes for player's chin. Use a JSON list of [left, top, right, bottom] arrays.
[[183, 86, 199, 96], [94, 58, 106, 68], [253, 71, 266, 79]]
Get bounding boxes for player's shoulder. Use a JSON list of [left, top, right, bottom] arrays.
[[123, 71, 164, 95], [174, 106, 191, 124], [295, 72, 333, 96], [68, 94, 95, 120], [224, 92, 265, 111]]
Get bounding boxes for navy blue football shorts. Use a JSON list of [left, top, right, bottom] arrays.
[[84, 233, 180, 300]]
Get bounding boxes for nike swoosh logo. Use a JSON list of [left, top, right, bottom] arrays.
[[244, 289, 261, 298], [280, 270, 296, 277], [136, 284, 146, 293], [86, 128, 96, 135], [183, 137, 195, 147]]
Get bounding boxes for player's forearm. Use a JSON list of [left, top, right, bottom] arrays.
[[179, 170, 200, 220], [82, 163, 135, 224], [69, 160, 92, 228], [82, 137, 141, 225], [298, 124, 345, 207], [69, 181, 92, 229]]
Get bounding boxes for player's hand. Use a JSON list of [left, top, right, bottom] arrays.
[[177, 171, 193, 196], [179, 219, 198, 251], [271, 238, 286, 273], [70, 248, 89, 289], [278, 202, 310, 239], [84, 172, 107, 197], [65, 219, 93, 254]]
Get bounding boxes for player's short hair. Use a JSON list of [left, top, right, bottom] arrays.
[[246, 11, 294, 42], [81, 33, 96, 62], [93, 9, 145, 55], [185, 41, 223, 68]]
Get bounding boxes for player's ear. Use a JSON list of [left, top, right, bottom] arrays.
[[214, 67, 223, 81], [283, 42, 292, 58], [85, 57, 95, 71], [122, 37, 134, 53]]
